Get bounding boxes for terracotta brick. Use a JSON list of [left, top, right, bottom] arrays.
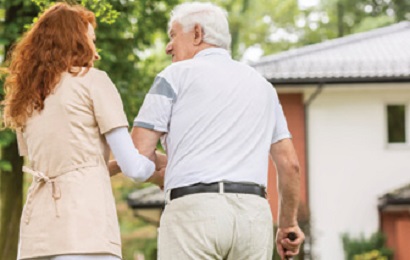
[[267, 93, 308, 223], [381, 211, 410, 260]]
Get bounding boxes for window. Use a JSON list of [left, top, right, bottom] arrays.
[[387, 105, 406, 143]]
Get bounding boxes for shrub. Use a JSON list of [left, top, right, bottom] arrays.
[[353, 250, 388, 260], [342, 232, 393, 260]]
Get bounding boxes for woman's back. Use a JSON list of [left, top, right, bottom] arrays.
[[18, 68, 127, 259], [22, 68, 127, 177]]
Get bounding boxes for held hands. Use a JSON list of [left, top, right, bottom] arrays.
[[276, 225, 305, 259], [146, 151, 167, 189], [108, 160, 121, 177], [147, 167, 165, 189], [109, 148, 167, 188]]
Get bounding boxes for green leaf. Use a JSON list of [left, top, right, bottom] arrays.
[[0, 160, 12, 171]]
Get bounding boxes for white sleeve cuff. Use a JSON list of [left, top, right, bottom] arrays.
[[105, 127, 155, 182]]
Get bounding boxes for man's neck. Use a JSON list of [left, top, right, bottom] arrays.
[[193, 43, 216, 56]]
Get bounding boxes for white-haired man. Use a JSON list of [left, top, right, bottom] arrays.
[[132, 2, 305, 259]]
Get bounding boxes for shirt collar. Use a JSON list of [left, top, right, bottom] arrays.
[[193, 47, 231, 59]]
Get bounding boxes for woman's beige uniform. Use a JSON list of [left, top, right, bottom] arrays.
[[16, 68, 128, 259]]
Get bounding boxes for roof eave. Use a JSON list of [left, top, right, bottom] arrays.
[[127, 198, 165, 210], [379, 198, 410, 212], [267, 76, 410, 86]]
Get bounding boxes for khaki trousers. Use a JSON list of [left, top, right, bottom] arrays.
[[158, 192, 274, 260]]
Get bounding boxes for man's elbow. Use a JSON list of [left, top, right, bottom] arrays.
[[138, 147, 156, 162], [282, 157, 300, 177], [290, 159, 300, 175], [136, 145, 152, 156], [131, 127, 158, 161]]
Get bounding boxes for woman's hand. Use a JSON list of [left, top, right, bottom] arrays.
[[108, 160, 121, 177]]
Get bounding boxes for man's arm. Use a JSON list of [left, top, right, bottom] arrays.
[[131, 127, 162, 160], [270, 138, 305, 259], [131, 126, 166, 187]]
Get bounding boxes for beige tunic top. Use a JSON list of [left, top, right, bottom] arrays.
[[16, 68, 128, 259]]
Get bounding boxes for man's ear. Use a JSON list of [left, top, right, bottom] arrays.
[[193, 24, 203, 46]]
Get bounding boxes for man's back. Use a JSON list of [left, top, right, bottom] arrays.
[[135, 48, 290, 190], [133, 3, 304, 258]]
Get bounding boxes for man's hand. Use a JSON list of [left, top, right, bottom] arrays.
[[147, 151, 167, 189], [147, 167, 165, 189], [270, 138, 303, 259], [276, 226, 305, 259], [155, 151, 167, 170]]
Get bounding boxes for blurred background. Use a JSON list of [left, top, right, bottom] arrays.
[[0, 0, 409, 259]]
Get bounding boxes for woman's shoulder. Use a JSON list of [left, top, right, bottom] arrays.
[[82, 67, 109, 79], [67, 67, 108, 77], [66, 67, 111, 85]]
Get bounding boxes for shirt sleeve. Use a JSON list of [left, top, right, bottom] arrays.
[[271, 91, 292, 144], [16, 130, 28, 156], [90, 71, 129, 134], [105, 127, 155, 182], [133, 73, 177, 133]]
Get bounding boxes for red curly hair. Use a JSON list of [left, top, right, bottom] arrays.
[[2, 3, 96, 129]]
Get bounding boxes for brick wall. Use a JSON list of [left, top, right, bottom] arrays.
[[267, 93, 308, 223], [381, 211, 410, 260]]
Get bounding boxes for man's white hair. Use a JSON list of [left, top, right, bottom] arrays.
[[169, 2, 231, 50]]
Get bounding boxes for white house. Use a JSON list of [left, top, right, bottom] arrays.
[[252, 21, 410, 260]]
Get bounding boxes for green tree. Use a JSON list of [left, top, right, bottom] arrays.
[[93, 0, 178, 122], [186, 0, 302, 59], [298, 0, 410, 46], [0, 1, 39, 258], [342, 232, 393, 260], [0, 0, 179, 258]]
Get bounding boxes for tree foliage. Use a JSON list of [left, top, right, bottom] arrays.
[[0, 1, 38, 259], [30, 0, 119, 23], [342, 232, 393, 260], [0, 0, 178, 258], [1, 0, 409, 258], [189, 0, 302, 59], [297, 0, 409, 46], [92, 0, 178, 122]]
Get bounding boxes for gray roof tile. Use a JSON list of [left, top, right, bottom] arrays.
[[252, 22, 410, 83], [127, 186, 165, 209], [378, 183, 410, 209]]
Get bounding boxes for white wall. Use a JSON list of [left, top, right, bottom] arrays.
[[307, 83, 410, 260]]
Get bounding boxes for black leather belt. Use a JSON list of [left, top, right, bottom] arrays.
[[170, 182, 266, 201]]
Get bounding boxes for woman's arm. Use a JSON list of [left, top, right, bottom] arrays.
[[105, 127, 155, 182]]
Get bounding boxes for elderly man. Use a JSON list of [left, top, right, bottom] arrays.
[[132, 2, 304, 259]]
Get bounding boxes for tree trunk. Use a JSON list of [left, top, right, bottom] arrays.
[[0, 1, 34, 258], [0, 139, 24, 260], [230, 0, 250, 59], [337, 1, 344, 37], [394, 0, 408, 22]]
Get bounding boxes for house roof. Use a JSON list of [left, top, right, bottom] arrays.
[[378, 183, 410, 210], [251, 21, 410, 84], [127, 185, 165, 209]]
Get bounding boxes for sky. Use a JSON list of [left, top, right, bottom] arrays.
[[298, 0, 320, 9]]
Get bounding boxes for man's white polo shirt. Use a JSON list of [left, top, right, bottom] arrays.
[[134, 48, 291, 191]]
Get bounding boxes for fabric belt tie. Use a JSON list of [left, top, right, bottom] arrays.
[[22, 166, 61, 223], [170, 182, 266, 201], [21, 159, 100, 224]]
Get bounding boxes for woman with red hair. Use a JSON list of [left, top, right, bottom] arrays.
[[2, 3, 156, 260]]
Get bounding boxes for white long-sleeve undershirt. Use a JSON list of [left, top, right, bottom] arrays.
[[105, 127, 155, 182]]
